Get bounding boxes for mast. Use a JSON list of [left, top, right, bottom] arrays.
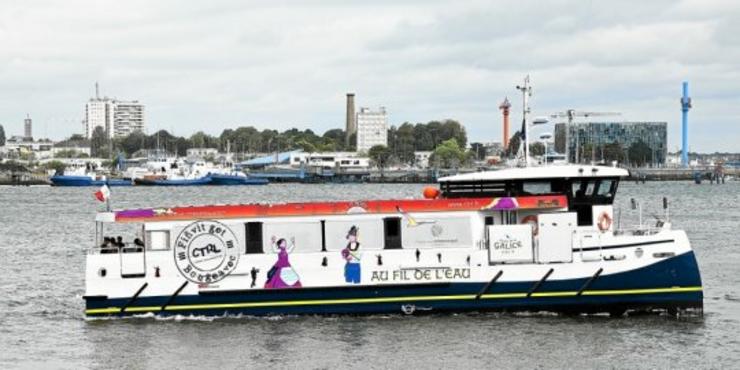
[[516, 76, 532, 166]]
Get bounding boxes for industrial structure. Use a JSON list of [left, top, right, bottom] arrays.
[[498, 98, 511, 152], [345, 93, 356, 147], [554, 121, 668, 166], [84, 83, 145, 139], [681, 81, 692, 167]]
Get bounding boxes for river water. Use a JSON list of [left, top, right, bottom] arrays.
[[0, 182, 738, 369]]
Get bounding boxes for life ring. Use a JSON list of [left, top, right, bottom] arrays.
[[597, 212, 612, 232], [521, 215, 539, 236]]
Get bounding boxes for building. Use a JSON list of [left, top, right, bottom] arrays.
[[554, 121, 668, 165], [84, 86, 145, 139], [2, 136, 54, 159], [289, 151, 370, 170], [24, 114, 32, 140], [355, 107, 388, 153], [112, 101, 145, 137]]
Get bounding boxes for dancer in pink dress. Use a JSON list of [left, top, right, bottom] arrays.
[[264, 236, 302, 289]]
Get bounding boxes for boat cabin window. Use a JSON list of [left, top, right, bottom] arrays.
[[520, 181, 552, 195], [568, 177, 619, 226], [383, 217, 403, 249], [147, 231, 170, 250], [245, 222, 263, 254]]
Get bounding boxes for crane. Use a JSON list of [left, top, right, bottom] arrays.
[[549, 110, 621, 163]]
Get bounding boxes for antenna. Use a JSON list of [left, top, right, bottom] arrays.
[[515, 75, 532, 166], [95, 82, 100, 100]]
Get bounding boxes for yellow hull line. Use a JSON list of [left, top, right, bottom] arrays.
[[86, 286, 703, 315]]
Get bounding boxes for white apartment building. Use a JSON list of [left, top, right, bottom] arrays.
[[356, 107, 388, 153], [113, 101, 145, 137], [85, 97, 145, 139]]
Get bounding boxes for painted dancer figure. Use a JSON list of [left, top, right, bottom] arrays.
[[264, 236, 302, 289], [341, 226, 361, 283]]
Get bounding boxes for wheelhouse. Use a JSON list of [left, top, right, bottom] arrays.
[[438, 166, 628, 226]]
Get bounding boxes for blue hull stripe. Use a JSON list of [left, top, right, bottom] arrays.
[[86, 251, 703, 316]]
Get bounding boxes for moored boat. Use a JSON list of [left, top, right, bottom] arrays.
[[83, 164, 702, 318], [50, 175, 132, 187], [133, 176, 212, 186], [207, 172, 269, 185]]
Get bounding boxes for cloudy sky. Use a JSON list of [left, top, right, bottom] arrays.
[[1, 0, 738, 152]]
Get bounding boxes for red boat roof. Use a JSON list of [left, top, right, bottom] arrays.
[[111, 194, 568, 223]]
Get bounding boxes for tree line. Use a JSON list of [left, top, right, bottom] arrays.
[[83, 119, 471, 166]]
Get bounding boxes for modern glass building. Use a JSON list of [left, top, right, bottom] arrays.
[[554, 121, 668, 166]]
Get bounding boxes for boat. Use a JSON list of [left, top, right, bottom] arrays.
[[50, 175, 132, 187], [83, 77, 702, 318], [207, 172, 269, 185], [82, 164, 703, 318], [133, 176, 212, 186]]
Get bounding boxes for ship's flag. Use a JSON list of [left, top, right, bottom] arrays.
[[94, 184, 110, 202]]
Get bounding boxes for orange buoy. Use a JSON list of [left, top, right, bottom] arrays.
[[423, 186, 441, 199]]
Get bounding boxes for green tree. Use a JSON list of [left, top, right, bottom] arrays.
[[505, 132, 522, 158], [0, 124, 5, 146], [470, 142, 486, 161], [430, 138, 467, 168], [529, 142, 545, 157], [602, 142, 624, 163], [413, 123, 434, 151], [368, 145, 391, 169], [91, 126, 110, 158], [628, 140, 652, 167], [439, 119, 467, 148], [322, 129, 347, 151], [43, 160, 66, 175]]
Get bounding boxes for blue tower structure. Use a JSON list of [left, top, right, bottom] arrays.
[[681, 81, 692, 167]]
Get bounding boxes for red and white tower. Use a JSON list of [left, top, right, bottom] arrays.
[[499, 97, 511, 151]]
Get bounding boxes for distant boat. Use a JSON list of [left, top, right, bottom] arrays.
[[50, 175, 132, 187], [134, 176, 212, 186], [207, 172, 269, 186]]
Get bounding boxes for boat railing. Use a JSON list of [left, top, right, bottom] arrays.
[[614, 223, 666, 236]]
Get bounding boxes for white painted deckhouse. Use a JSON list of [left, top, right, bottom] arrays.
[[83, 164, 702, 317]]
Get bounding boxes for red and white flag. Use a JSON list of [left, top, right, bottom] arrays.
[[94, 184, 110, 202]]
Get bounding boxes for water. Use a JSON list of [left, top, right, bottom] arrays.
[[1, 182, 738, 369]]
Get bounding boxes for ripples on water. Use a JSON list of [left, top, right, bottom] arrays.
[[0, 182, 738, 369]]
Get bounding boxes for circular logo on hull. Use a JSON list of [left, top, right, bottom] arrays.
[[174, 220, 240, 284]]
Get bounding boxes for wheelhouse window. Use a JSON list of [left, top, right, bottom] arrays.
[[568, 177, 620, 226]]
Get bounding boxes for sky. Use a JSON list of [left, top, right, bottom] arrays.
[[0, 0, 738, 152]]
